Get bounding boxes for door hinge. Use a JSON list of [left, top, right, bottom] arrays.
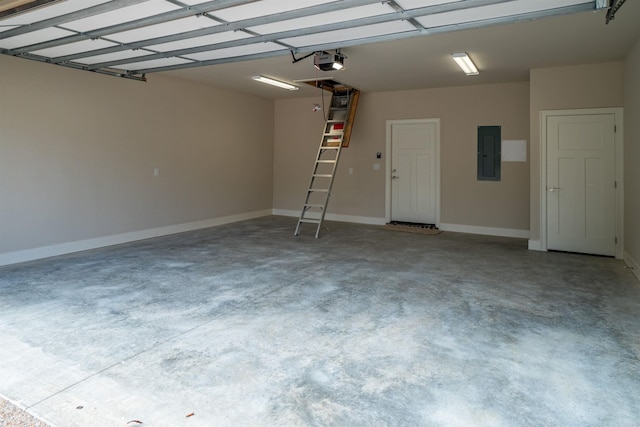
[[615, 236, 618, 244], [614, 125, 617, 133], [614, 181, 617, 188]]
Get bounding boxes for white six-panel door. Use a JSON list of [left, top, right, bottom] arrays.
[[546, 113, 616, 256]]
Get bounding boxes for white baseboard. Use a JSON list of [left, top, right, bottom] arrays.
[[528, 240, 543, 251], [0, 209, 272, 267], [275, 211, 529, 238], [272, 209, 386, 226], [624, 251, 640, 283], [439, 223, 530, 239], [272, 209, 299, 218]]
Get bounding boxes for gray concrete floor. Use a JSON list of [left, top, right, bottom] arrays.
[[1, 216, 639, 427]]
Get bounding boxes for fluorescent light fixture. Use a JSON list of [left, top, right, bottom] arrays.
[[451, 52, 479, 76], [251, 75, 299, 90]]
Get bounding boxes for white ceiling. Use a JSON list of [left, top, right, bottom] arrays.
[[0, 0, 638, 99]]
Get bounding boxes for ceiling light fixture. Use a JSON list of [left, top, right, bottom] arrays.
[[251, 75, 299, 90], [451, 52, 479, 76], [314, 51, 345, 71]]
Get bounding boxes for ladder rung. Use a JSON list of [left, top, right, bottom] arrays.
[[299, 218, 321, 224], [304, 204, 324, 209], [312, 174, 332, 178], [317, 160, 336, 163], [327, 119, 345, 123], [324, 133, 343, 137], [320, 146, 340, 149], [308, 188, 329, 192]]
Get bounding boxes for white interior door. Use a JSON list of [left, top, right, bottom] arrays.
[[390, 122, 438, 224], [546, 113, 616, 256]]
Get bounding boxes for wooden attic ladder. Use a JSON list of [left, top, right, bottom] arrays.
[[294, 82, 360, 238]]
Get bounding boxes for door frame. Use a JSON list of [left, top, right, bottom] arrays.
[[385, 118, 441, 225], [539, 107, 624, 258]]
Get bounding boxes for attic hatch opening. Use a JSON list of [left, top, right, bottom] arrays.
[[293, 77, 358, 123], [295, 78, 354, 93]]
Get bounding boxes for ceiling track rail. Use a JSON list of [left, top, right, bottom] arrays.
[[9, 51, 147, 80], [605, 0, 627, 24], [0, 0, 61, 19]]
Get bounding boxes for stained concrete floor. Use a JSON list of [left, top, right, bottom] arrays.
[[0, 216, 639, 427]]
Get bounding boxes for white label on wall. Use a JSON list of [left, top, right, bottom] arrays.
[[502, 140, 527, 162]]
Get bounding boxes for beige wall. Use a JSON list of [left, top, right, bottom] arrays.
[[0, 55, 274, 254], [4, 51, 633, 262], [274, 82, 530, 231], [624, 39, 640, 274], [528, 62, 624, 243]]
